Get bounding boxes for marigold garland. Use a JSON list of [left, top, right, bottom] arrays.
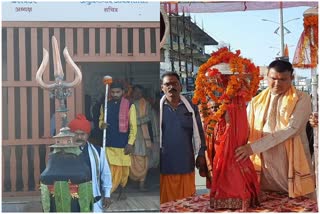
[[192, 47, 261, 134]]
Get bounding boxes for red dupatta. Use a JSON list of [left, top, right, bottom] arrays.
[[207, 96, 260, 210]]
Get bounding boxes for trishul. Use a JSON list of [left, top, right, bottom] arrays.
[[36, 36, 82, 128]]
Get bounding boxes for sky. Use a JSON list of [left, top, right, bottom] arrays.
[[191, 5, 314, 77]]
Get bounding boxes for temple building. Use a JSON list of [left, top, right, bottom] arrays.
[[2, 1, 160, 202]]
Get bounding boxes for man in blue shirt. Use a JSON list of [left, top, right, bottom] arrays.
[[160, 72, 207, 204]]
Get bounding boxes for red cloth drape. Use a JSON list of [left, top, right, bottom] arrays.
[[208, 96, 260, 210]]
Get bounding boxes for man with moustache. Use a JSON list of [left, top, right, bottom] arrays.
[[235, 60, 315, 198], [160, 72, 207, 204], [99, 82, 137, 200], [69, 114, 112, 212]]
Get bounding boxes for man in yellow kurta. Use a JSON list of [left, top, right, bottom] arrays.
[[99, 82, 137, 200], [235, 59, 315, 198], [129, 85, 158, 191]]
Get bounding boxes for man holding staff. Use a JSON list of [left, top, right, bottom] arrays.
[[99, 80, 137, 200]]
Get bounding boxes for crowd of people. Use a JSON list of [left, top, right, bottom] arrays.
[[62, 59, 317, 212], [160, 59, 317, 209], [72, 81, 160, 212]]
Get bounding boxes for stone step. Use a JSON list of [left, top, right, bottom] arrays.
[[107, 195, 159, 212], [2, 194, 160, 212]]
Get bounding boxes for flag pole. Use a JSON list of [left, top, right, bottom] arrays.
[[279, 2, 285, 57]]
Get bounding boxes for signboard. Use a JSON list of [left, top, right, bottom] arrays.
[[2, 1, 159, 21], [186, 77, 195, 91]]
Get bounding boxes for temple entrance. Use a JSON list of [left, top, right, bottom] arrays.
[[81, 61, 160, 207]]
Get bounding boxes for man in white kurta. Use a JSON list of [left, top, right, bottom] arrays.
[[235, 59, 315, 198]]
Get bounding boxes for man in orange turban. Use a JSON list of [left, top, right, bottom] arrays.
[[69, 114, 112, 212], [69, 114, 92, 135]]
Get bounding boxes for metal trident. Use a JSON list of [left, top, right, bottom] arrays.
[[36, 36, 82, 128]]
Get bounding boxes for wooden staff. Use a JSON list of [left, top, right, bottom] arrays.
[[102, 76, 112, 150]]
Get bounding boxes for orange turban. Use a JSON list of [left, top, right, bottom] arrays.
[[69, 114, 91, 134]]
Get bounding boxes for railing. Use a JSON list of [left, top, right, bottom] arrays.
[[2, 141, 52, 197]]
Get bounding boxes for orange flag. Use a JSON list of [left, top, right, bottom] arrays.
[[284, 44, 289, 57]]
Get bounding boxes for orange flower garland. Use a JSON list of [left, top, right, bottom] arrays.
[[192, 47, 261, 134]]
